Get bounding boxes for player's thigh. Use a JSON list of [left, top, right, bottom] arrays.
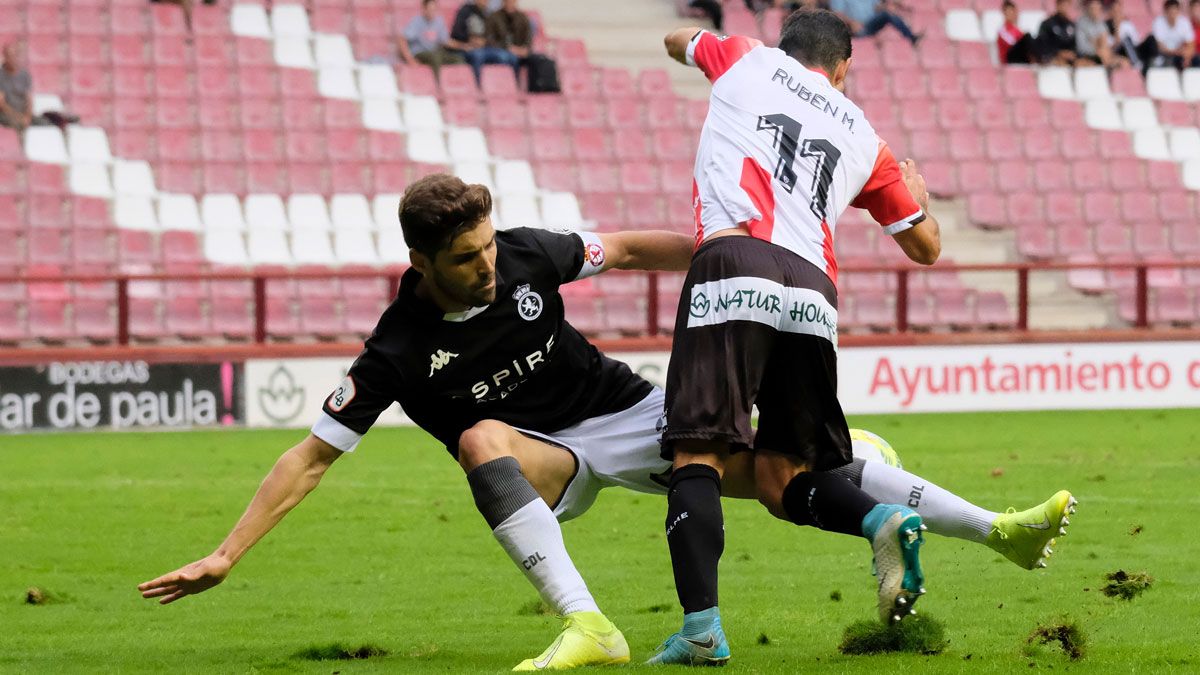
[[457, 419, 578, 506]]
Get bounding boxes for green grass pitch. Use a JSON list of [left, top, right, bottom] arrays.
[[2, 409, 1198, 673]]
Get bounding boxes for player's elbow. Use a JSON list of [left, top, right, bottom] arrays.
[[909, 241, 941, 266]]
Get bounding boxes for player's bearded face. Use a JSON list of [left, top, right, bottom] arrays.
[[430, 219, 499, 308]]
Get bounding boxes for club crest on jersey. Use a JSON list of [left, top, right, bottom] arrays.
[[428, 349, 459, 376], [585, 242, 605, 269], [512, 283, 543, 321]]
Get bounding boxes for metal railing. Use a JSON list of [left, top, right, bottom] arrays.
[[3, 259, 1200, 345]]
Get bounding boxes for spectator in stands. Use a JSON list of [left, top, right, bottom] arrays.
[[0, 43, 33, 133], [398, 0, 467, 78], [690, 0, 724, 31], [1192, 0, 1200, 37], [151, 0, 216, 36], [1035, 0, 1078, 65], [1108, 0, 1157, 72], [1151, 0, 1200, 68], [1076, 0, 1125, 67], [450, 0, 517, 84], [828, 0, 922, 46], [996, 1, 1037, 64], [483, 0, 532, 78]]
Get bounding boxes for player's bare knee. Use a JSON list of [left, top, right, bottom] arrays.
[[754, 452, 799, 520], [457, 420, 516, 471]]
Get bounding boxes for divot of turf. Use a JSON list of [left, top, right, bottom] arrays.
[[23, 587, 66, 605], [838, 615, 948, 655], [1025, 617, 1087, 661], [829, 590, 842, 602], [757, 633, 770, 645], [1128, 524, 1144, 536], [641, 603, 673, 613], [1101, 570, 1153, 600], [517, 599, 556, 616], [292, 643, 389, 661]]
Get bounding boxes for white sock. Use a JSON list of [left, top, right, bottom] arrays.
[[860, 462, 997, 543], [492, 500, 601, 615]]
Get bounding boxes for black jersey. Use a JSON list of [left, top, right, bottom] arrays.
[[312, 227, 654, 455]]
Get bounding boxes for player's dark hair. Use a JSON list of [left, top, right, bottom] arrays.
[[422, 0, 435, 7], [777, 9, 852, 75], [1001, 0, 1015, 9], [398, 173, 493, 257], [1164, 0, 1180, 8]]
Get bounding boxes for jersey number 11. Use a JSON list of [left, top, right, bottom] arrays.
[[756, 113, 842, 222]]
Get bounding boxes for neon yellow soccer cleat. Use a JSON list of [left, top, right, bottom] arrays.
[[513, 611, 630, 671], [987, 490, 1077, 570]]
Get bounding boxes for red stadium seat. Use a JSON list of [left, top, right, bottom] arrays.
[[613, 133, 650, 161], [439, 64, 477, 98], [619, 163, 660, 194], [282, 97, 324, 130], [1045, 191, 1083, 223], [481, 66, 520, 97], [366, 131, 407, 161], [285, 131, 328, 162], [1021, 129, 1059, 161], [28, 300, 72, 342], [532, 161, 580, 193], [442, 96, 483, 127], [529, 129, 572, 162], [1033, 160, 1071, 192], [1070, 160, 1107, 190], [1133, 224, 1170, 255], [204, 163, 246, 194], [299, 297, 345, 338], [994, 160, 1032, 193], [1056, 222, 1093, 257], [289, 163, 330, 194], [1015, 222, 1055, 260], [571, 128, 611, 160], [1095, 222, 1131, 256], [975, 292, 1013, 328], [240, 98, 279, 128], [527, 96, 567, 128], [74, 300, 115, 342], [486, 98, 525, 129]]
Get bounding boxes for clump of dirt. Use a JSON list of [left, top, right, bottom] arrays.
[[641, 603, 673, 614], [1026, 618, 1087, 661], [517, 600, 556, 616], [1101, 570, 1153, 600], [1128, 524, 1143, 536], [829, 590, 842, 602], [292, 644, 389, 661], [25, 587, 48, 605], [757, 633, 771, 645], [838, 615, 948, 655]]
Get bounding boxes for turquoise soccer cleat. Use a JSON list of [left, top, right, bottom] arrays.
[[862, 504, 927, 625], [646, 607, 731, 666]]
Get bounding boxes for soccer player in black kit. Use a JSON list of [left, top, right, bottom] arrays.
[[137, 173, 1075, 669]]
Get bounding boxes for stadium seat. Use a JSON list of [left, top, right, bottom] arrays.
[[158, 194, 203, 231], [1145, 68, 1184, 101], [24, 126, 69, 164], [112, 160, 157, 198], [69, 165, 113, 199], [359, 64, 400, 99]]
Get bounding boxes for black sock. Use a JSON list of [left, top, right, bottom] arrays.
[[665, 464, 724, 614], [781, 470, 879, 537]]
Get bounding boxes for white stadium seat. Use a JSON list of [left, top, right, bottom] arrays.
[[1121, 98, 1159, 131], [372, 194, 402, 230], [270, 4, 310, 38], [1072, 67, 1110, 99], [112, 160, 157, 197], [314, 35, 355, 68], [540, 192, 584, 231], [377, 227, 411, 264], [32, 93, 63, 117], [453, 162, 496, 191], [1146, 68, 1184, 101], [979, 10, 1003, 50], [447, 128, 490, 162], [157, 194, 203, 231], [113, 196, 159, 231], [318, 68, 359, 99], [202, 194, 246, 230], [402, 96, 444, 130], [359, 65, 400, 99], [334, 230, 379, 264], [246, 229, 293, 265], [1183, 159, 1200, 190], [69, 164, 112, 199], [24, 126, 68, 163], [290, 229, 336, 264], [499, 194, 542, 229], [204, 229, 250, 265], [245, 194, 290, 231], [1018, 10, 1047, 35], [330, 194, 375, 230], [362, 99, 404, 131], [1132, 128, 1171, 160], [230, 4, 271, 38], [273, 37, 314, 69], [494, 160, 537, 196], [944, 9, 982, 42], [406, 131, 449, 164], [1084, 99, 1122, 130], [1169, 128, 1200, 160], [1037, 67, 1074, 100], [67, 126, 112, 163], [287, 194, 332, 230], [1183, 69, 1200, 101]]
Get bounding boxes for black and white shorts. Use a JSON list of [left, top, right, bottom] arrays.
[[662, 235, 852, 470]]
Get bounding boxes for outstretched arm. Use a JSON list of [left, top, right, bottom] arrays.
[[664, 27, 703, 65], [891, 159, 941, 266], [137, 434, 343, 604], [598, 230, 693, 273]]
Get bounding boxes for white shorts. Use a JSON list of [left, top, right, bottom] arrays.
[[514, 388, 671, 522]]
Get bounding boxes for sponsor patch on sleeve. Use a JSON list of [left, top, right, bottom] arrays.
[[326, 375, 356, 412]]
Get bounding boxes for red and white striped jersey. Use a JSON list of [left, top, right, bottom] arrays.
[[686, 30, 925, 284]]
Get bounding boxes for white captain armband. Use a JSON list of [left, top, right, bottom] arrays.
[[574, 231, 607, 280], [684, 29, 708, 67]]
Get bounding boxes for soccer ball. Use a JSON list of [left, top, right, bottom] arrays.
[[850, 428, 902, 469]]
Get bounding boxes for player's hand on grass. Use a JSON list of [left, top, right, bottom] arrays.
[[137, 553, 233, 605], [900, 159, 929, 212]]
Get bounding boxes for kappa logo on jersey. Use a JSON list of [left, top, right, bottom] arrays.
[[428, 349, 459, 377], [512, 283, 544, 321], [585, 242, 605, 269], [327, 375, 356, 412]]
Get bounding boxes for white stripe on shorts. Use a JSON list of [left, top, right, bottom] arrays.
[[684, 275, 838, 349]]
